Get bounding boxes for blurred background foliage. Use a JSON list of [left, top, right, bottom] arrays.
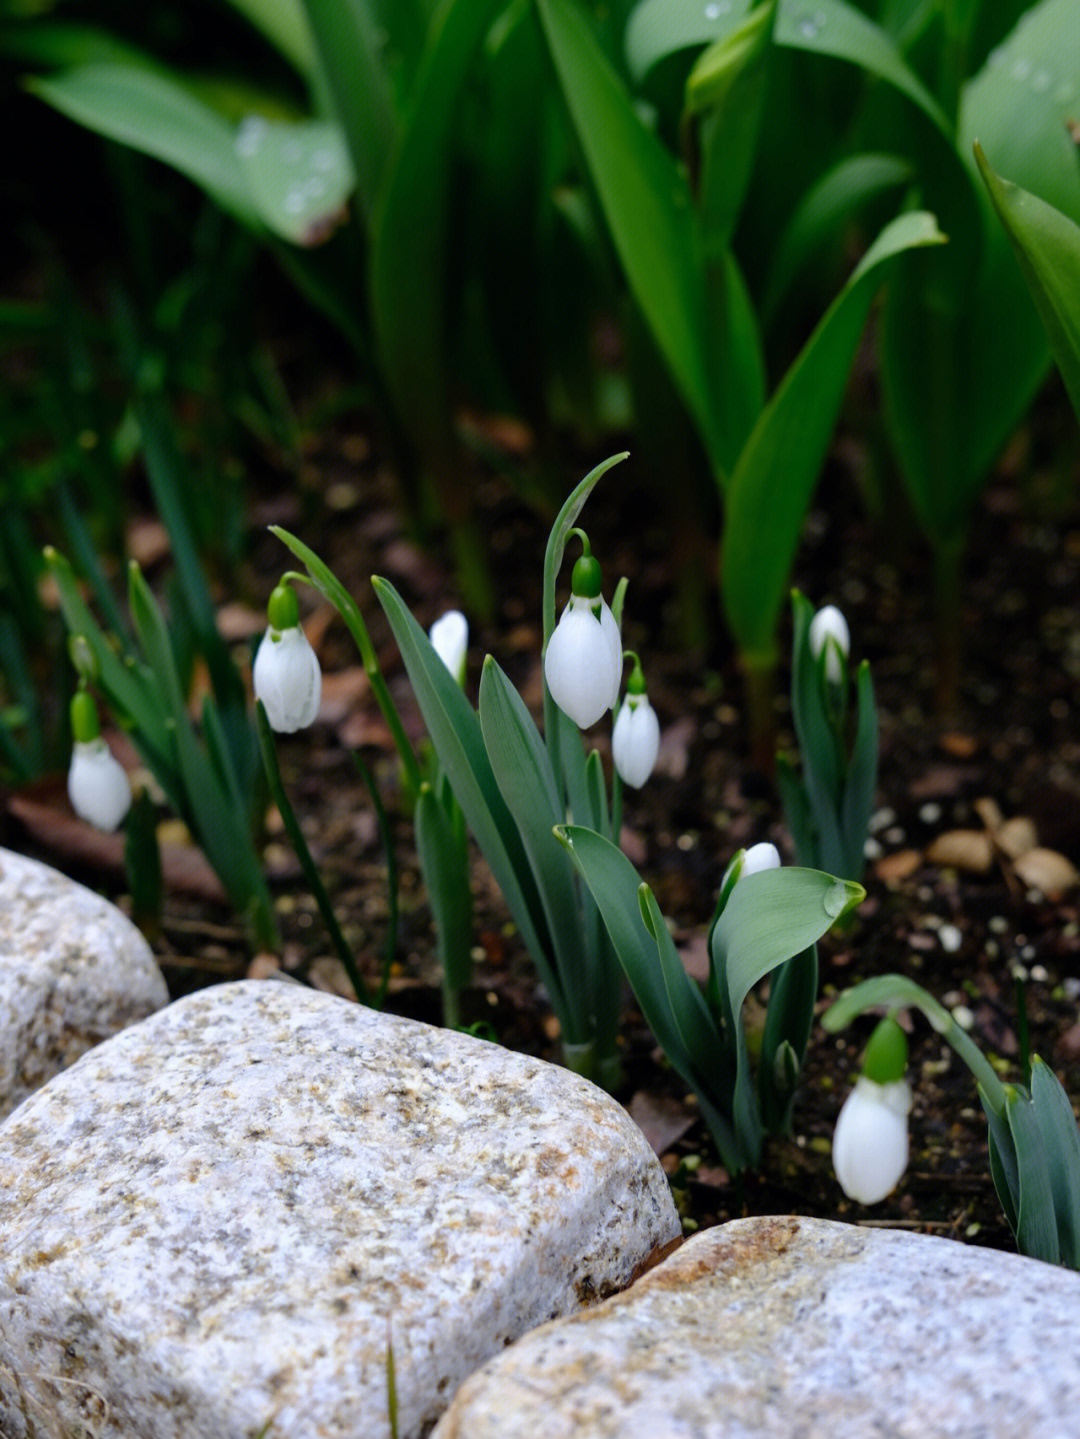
[[2, 0, 1077, 801]]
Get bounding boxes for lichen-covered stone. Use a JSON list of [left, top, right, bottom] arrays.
[[0, 847, 168, 1118], [434, 1214, 1080, 1437], [0, 979, 679, 1439]]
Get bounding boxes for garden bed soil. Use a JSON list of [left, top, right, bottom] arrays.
[[6, 396, 1080, 1256]]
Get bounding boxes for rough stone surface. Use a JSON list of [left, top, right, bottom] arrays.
[[0, 979, 680, 1439], [434, 1214, 1080, 1438], [0, 847, 169, 1119]]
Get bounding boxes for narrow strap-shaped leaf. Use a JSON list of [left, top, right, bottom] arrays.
[[722, 210, 944, 668], [299, 0, 397, 230], [535, 0, 722, 472], [839, 659, 878, 880], [638, 884, 722, 1075], [758, 945, 818, 1133], [373, 577, 550, 975], [415, 783, 474, 1002], [1005, 1085, 1060, 1265], [1030, 1056, 1080, 1269], [787, 590, 843, 866], [775, 753, 816, 868], [479, 657, 581, 1032], [981, 1089, 1020, 1240]]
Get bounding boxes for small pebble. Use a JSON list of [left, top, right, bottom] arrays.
[[939, 924, 963, 953], [918, 802, 942, 825], [988, 916, 1008, 934], [869, 807, 896, 834], [1030, 964, 1048, 983], [884, 826, 906, 845], [1062, 977, 1080, 1002], [952, 1005, 975, 1030]]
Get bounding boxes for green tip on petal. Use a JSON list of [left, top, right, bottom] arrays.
[[70, 688, 101, 743], [267, 582, 300, 631], [862, 1015, 908, 1085]]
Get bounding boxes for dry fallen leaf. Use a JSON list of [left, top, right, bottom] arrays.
[[1012, 848, 1079, 900], [876, 849, 922, 883], [994, 816, 1038, 860], [925, 829, 994, 873]]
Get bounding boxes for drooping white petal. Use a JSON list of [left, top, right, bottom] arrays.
[[832, 1075, 912, 1205], [742, 842, 781, 876], [68, 739, 132, 832], [544, 595, 621, 729], [612, 694, 660, 789], [253, 625, 322, 733], [809, 604, 850, 684], [429, 610, 468, 686]]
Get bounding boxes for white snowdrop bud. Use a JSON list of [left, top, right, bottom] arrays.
[[832, 1075, 912, 1205], [68, 740, 132, 832], [253, 583, 321, 733], [612, 658, 660, 788], [741, 842, 781, 875], [808, 604, 850, 684], [429, 610, 468, 687]]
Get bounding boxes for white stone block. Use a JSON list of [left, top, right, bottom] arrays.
[[435, 1214, 1080, 1437], [0, 979, 679, 1439], [0, 847, 168, 1118]]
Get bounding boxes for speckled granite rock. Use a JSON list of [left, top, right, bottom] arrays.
[[0, 847, 168, 1119], [434, 1214, 1080, 1438], [0, 979, 679, 1439]]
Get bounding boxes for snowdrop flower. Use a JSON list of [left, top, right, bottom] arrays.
[[808, 604, 850, 685], [253, 582, 321, 733], [67, 690, 131, 832], [833, 1016, 911, 1205], [742, 841, 781, 876], [612, 654, 660, 789], [544, 534, 622, 729], [429, 609, 468, 687]]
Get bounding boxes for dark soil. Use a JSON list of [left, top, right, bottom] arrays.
[[7, 382, 1080, 1260]]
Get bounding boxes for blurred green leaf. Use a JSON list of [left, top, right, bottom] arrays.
[[224, 0, 320, 84], [235, 117, 354, 246], [536, 0, 722, 470], [26, 64, 258, 226], [974, 142, 1080, 425], [722, 210, 944, 667], [1004, 1085, 1060, 1265]]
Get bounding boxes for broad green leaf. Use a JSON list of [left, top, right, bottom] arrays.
[[1030, 1056, 1080, 1268], [26, 64, 258, 227], [626, 0, 950, 136], [713, 867, 863, 1160], [722, 210, 945, 666], [299, 0, 397, 229], [479, 657, 584, 1033], [370, 0, 507, 477], [415, 783, 474, 994], [373, 577, 551, 982], [225, 0, 320, 84], [4, 21, 150, 68], [1005, 1085, 1060, 1265], [961, 0, 1080, 225], [761, 152, 914, 328], [235, 117, 354, 246], [535, 0, 722, 470], [974, 143, 1080, 425]]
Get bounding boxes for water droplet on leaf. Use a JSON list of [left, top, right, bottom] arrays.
[[824, 881, 849, 919]]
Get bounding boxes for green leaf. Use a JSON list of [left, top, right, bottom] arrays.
[[26, 64, 258, 227], [1005, 1085, 1060, 1265], [235, 117, 354, 246], [1030, 1056, 1080, 1268], [373, 576, 550, 980], [370, 0, 508, 474], [626, 0, 950, 137], [415, 783, 474, 995], [982, 1091, 1021, 1239], [839, 660, 878, 880], [535, 0, 722, 471], [758, 945, 817, 1132], [224, 0, 320, 84], [722, 210, 945, 666], [761, 152, 914, 328], [961, 0, 1080, 226], [637, 883, 721, 1073], [787, 590, 844, 869], [479, 657, 583, 1033], [713, 867, 862, 1160], [299, 0, 397, 229], [974, 143, 1080, 426]]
